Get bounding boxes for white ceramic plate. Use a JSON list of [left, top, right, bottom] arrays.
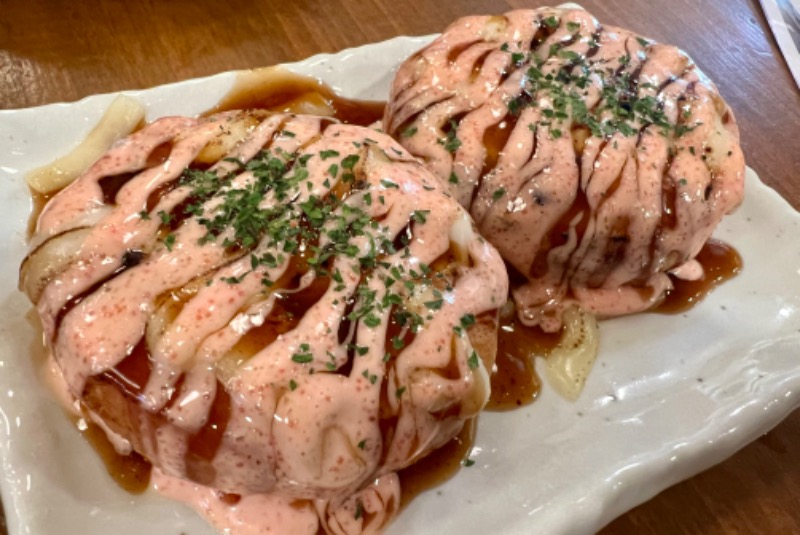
[[1, 35, 799, 535]]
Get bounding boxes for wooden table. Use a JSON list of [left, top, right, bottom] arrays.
[[1, 0, 798, 533]]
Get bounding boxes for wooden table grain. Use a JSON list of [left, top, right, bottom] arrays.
[[1, 0, 799, 533]]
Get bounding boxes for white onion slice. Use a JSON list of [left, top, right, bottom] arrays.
[[544, 306, 600, 401], [26, 95, 145, 194], [19, 227, 92, 303]]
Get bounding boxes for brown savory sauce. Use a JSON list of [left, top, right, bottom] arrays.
[[185, 383, 231, 485], [482, 120, 513, 173], [27, 308, 153, 494], [204, 67, 385, 126], [79, 420, 152, 494], [397, 418, 476, 508], [489, 312, 556, 411], [27, 190, 53, 238], [656, 239, 742, 314]]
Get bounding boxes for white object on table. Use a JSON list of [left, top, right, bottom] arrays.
[[760, 0, 800, 88]]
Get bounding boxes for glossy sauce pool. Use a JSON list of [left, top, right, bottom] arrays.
[[655, 239, 742, 314], [80, 421, 152, 494], [203, 67, 385, 124], [28, 70, 742, 513]]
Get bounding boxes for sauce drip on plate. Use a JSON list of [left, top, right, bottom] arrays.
[[489, 317, 553, 410], [397, 418, 476, 508], [656, 239, 742, 314], [80, 421, 152, 494], [205, 67, 385, 126]]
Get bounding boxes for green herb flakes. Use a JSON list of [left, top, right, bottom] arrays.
[[468, 351, 480, 369], [402, 126, 418, 138], [291, 343, 313, 364], [543, 15, 559, 28]]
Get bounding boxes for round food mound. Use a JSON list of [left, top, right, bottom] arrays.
[[22, 110, 508, 533], [385, 6, 745, 331]]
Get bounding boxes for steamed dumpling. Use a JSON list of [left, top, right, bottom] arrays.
[[385, 6, 745, 331], [22, 110, 508, 534]]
